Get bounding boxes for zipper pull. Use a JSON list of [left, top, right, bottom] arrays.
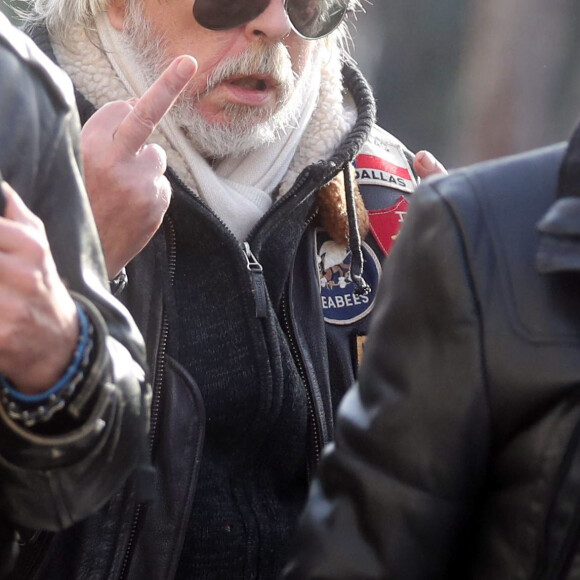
[[243, 242, 267, 318]]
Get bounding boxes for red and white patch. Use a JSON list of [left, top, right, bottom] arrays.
[[368, 196, 409, 255], [354, 142, 416, 193]]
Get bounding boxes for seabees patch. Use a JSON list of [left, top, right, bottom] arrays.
[[315, 229, 381, 325]]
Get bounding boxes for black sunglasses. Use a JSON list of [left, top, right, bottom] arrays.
[[193, 0, 349, 40]]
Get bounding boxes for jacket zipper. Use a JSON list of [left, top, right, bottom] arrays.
[[115, 194, 267, 577], [118, 218, 177, 580], [167, 169, 274, 319], [116, 162, 333, 575], [169, 171, 326, 468], [281, 293, 322, 472], [245, 170, 313, 242], [280, 210, 324, 473], [243, 242, 267, 318], [158, 172, 326, 477]]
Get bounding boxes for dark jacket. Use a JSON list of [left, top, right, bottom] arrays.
[[18, 27, 418, 580], [0, 16, 149, 578], [284, 129, 580, 579]]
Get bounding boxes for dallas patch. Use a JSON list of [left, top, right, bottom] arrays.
[[316, 230, 381, 325], [354, 142, 416, 194]]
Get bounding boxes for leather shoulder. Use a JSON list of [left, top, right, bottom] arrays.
[[423, 143, 576, 343], [422, 144, 567, 263], [435, 143, 566, 210]]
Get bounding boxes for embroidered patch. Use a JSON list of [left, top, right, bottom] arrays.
[[368, 196, 410, 255], [354, 142, 416, 194], [315, 230, 381, 325]]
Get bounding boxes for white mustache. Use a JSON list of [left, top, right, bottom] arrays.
[[201, 44, 296, 97]]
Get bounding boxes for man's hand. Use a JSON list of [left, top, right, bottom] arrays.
[[413, 150, 448, 180], [0, 182, 79, 395], [81, 55, 198, 279]]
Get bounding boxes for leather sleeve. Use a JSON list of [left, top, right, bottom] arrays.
[[284, 179, 492, 579], [0, 27, 150, 532]]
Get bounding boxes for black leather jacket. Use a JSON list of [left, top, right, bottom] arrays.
[[0, 17, 149, 578], [284, 129, 580, 579], [20, 27, 418, 579]]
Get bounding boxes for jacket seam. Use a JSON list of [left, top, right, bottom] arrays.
[[429, 179, 494, 435]]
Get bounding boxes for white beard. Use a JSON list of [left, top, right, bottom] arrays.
[[122, 4, 318, 158]]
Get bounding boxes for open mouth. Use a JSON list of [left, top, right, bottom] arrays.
[[226, 76, 272, 91]]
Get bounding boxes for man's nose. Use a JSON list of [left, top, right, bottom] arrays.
[[244, 0, 292, 42]]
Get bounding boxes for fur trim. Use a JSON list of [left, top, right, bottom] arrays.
[[317, 164, 369, 245]]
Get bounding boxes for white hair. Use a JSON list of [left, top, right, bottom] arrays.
[[24, 0, 109, 40]]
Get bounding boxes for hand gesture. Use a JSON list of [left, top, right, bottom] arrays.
[[81, 56, 197, 279]]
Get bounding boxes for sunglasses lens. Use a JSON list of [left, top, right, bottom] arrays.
[[193, 0, 348, 39], [193, 0, 270, 30], [287, 0, 348, 38]]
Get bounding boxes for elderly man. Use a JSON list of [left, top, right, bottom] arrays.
[[17, 0, 443, 578], [0, 12, 151, 578]]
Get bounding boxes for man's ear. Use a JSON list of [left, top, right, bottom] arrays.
[[107, 0, 126, 30]]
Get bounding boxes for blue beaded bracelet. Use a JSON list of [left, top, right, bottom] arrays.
[[0, 303, 94, 426]]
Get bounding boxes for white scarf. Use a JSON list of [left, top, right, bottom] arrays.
[[54, 15, 356, 240]]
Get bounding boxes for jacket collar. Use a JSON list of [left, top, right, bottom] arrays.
[[536, 122, 580, 274], [26, 24, 98, 124]]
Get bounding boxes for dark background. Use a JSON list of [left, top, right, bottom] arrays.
[[351, 0, 580, 168]]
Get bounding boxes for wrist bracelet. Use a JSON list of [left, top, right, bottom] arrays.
[[0, 303, 94, 427]]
